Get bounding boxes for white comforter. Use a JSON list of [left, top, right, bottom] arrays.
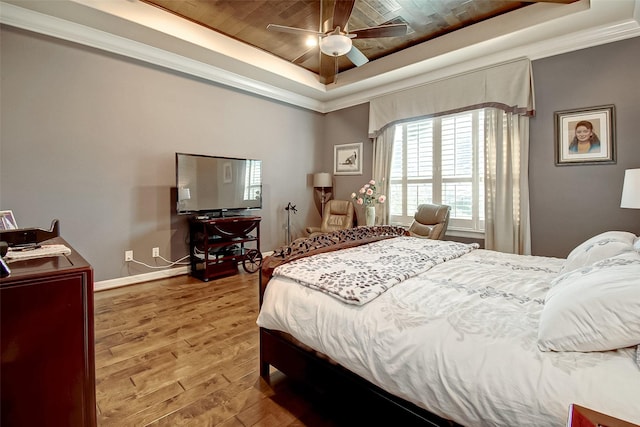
[[257, 244, 640, 426]]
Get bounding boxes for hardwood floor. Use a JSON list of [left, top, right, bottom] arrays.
[[94, 272, 347, 426], [94, 271, 433, 426]]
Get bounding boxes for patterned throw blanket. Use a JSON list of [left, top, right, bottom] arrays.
[[273, 236, 479, 305]]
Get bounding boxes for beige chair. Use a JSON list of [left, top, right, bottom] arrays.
[[306, 199, 355, 237], [408, 203, 451, 240]]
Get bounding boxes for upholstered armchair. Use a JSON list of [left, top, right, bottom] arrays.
[[408, 203, 451, 240], [306, 199, 355, 237]]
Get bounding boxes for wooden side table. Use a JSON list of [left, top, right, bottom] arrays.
[[568, 404, 639, 427], [188, 215, 261, 281]]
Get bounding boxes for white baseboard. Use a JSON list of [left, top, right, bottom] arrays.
[[94, 266, 189, 292], [94, 250, 274, 292]]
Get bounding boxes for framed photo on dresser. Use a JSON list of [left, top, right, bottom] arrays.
[[0, 210, 18, 230]]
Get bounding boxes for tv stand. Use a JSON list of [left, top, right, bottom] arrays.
[[188, 215, 261, 281], [195, 210, 247, 220]]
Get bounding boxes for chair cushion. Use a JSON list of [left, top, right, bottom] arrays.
[[414, 205, 449, 224], [408, 204, 450, 239], [311, 199, 355, 236], [409, 222, 436, 237]]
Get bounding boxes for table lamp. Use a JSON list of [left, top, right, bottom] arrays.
[[621, 168, 640, 208]]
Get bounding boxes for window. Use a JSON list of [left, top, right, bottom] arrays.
[[244, 160, 262, 201], [389, 110, 484, 233]]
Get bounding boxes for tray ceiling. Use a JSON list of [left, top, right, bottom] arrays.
[[2, 0, 639, 112], [142, 0, 579, 82]]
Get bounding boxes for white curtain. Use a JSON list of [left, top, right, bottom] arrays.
[[372, 126, 395, 224], [368, 58, 534, 253], [484, 108, 531, 254]]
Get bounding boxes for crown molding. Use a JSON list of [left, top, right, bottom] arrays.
[[322, 0, 640, 112], [2, 0, 639, 114], [0, 1, 326, 111]]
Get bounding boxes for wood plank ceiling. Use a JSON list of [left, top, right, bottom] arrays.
[[142, 0, 579, 84]]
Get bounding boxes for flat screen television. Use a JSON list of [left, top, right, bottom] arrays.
[[175, 152, 262, 215]]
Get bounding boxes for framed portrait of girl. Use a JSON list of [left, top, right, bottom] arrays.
[[555, 105, 616, 165]]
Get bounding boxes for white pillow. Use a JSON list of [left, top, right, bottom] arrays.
[[538, 251, 640, 352], [560, 231, 636, 274], [634, 236, 640, 253]]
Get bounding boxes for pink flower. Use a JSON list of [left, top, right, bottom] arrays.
[[351, 179, 386, 207]]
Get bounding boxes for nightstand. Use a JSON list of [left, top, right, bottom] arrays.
[[568, 404, 639, 427]]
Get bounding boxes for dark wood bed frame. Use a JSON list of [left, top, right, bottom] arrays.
[[258, 226, 461, 427]]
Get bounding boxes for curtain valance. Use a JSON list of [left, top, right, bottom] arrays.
[[368, 58, 534, 137]]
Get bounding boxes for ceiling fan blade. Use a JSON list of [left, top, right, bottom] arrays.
[[332, 0, 355, 31], [292, 46, 318, 64], [320, 0, 333, 32], [351, 24, 408, 39], [346, 45, 368, 67], [266, 24, 322, 37], [319, 53, 336, 85]]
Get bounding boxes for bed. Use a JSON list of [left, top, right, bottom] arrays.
[[256, 226, 640, 426]]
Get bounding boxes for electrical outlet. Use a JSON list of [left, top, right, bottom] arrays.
[[152, 247, 160, 258], [125, 250, 133, 262]]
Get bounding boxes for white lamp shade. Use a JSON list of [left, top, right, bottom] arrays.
[[320, 34, 352, 57], [621, 168, 640, 208], [313, 172, 332, 188]]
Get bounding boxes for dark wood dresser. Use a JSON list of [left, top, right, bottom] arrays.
[[0, 237, 97, 427]]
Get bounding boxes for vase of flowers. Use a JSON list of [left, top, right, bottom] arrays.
[[364, 205, 376, 227], [351, 179, 386, 226]]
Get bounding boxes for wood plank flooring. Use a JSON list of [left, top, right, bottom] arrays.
[[94, 271, 430, 426], [94, 272, 345, 426]]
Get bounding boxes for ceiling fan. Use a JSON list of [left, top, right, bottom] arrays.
[[267, 0, 408, 84]]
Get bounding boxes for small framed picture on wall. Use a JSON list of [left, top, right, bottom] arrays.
[[334, 142, 363, 175], [554, 105, 616, 165]]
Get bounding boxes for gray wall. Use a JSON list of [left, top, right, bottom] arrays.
[[324, 103, 374, 226], [0, 26, 325, 281], [529, 36, 640, 257], [320, 38, 640, 258], [2, 24, 639, 283]]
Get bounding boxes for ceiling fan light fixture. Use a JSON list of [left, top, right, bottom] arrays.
[[320, 34, 352, 56], [305, 36, 318, 47]]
